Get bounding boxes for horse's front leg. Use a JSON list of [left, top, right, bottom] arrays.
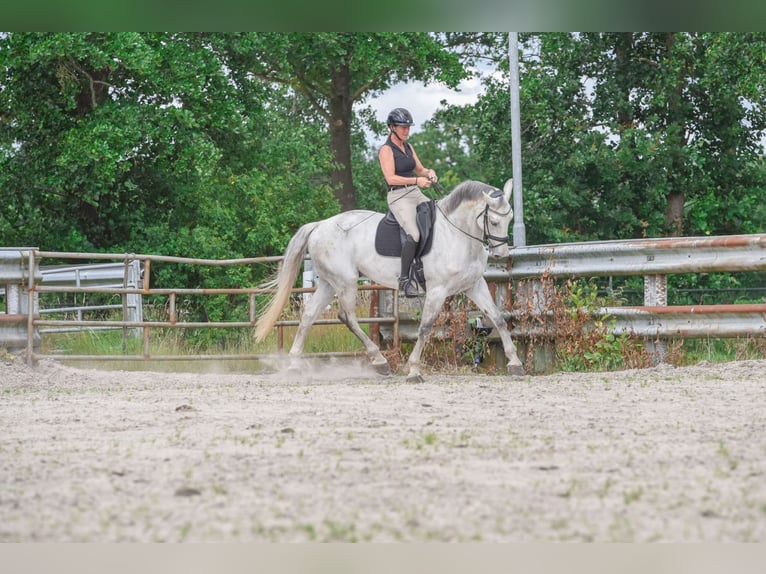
[[405, 291, 448, 383], [465, 279, 525, 376]]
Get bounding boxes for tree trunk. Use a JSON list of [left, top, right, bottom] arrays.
[[664, 32, 687, 238], [665, 190, 685, 237], [614, 32, 634, 130], [328, 64, 356, 211]]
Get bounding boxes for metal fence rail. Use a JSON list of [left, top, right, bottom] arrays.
[[12, 250, 395, 364], [3, 234, 766, 368], [497, 233, 766, 341]]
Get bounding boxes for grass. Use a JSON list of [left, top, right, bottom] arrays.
[[41, 290, 371, 353], [674, 336, 766, 365], [623, 486, 645, 505]]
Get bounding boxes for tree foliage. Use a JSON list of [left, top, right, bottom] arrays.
[[0, 32, 338, 264], [466, 32, 766, 244], [2, 31, 765, 263], [228, 32, 469, 210]]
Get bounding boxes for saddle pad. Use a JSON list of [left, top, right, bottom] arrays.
[[374, 214, 404, 257], [374, 201, 436, 257]]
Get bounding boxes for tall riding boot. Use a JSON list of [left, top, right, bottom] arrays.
[[398, 234, 419, 297]]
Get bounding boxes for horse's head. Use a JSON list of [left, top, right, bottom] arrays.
[[481, 179, 514, 258], [439, 179, 514, 257]]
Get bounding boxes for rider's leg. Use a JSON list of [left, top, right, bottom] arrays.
[[398, 234, 419, 297], [387, 186, 428, 298]]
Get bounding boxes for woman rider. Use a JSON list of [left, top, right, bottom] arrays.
[[378, 107, 438, 297]]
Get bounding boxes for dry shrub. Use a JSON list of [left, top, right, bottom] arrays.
[[731, 336, 766, 361], [379, 295, 494, 374], [421, 295, 473, 371], [383, 275, 655, 375], [381, 345, 405, 373], [662, 339, 688, 366], [513, 275, 651, 372]]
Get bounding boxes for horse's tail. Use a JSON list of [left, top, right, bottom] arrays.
[[254, 221, 321, 343]]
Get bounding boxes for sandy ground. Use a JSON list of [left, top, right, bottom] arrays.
[[1, 355, 765, 542]]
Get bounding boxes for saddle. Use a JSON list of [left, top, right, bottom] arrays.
[[374, 200, 436, 290]]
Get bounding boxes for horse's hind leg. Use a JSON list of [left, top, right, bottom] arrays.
[[287, 278, 335, 369], [405, 289, 448, 383], [336, 286, 391, 375]]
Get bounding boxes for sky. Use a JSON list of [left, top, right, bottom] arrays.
[[361, 74, 487, 146]]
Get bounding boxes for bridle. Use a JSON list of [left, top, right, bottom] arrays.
[[433, 183, 511, 249], [478, 203, 512, 248]]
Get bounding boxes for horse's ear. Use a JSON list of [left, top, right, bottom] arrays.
[[503, 179, 513, 203]]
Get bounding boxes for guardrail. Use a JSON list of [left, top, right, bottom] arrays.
[[500, 234, 766, 339], [380, 234, 766, 369], [39, 260, 143, 333], [506, 234, 766, 278]]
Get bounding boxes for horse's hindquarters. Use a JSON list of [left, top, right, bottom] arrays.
[[307, 211, 399, 289]]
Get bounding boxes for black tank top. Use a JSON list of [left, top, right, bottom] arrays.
[[384, 136, 416, 177]]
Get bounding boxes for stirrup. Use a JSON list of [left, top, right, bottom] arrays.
[[398, 276, 419, 298]]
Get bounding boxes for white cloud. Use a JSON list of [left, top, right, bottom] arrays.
[[362, 75, 486, 146], [375, 77, 483, 127]]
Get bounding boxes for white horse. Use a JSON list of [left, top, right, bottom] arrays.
[[255, 179, 524, 382]]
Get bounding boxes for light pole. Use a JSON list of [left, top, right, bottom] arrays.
[[509, 32, 526, 247]]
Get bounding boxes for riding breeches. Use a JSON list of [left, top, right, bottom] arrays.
[[387, 185, 430, 242]]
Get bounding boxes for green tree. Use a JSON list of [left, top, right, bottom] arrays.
[[228, 32, 469, 211], [469, 32, 766, 244], [0, 32, 342, 333], [0, 32, 338, 260]]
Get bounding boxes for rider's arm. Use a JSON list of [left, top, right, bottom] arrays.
[[410, 147, 438, 184]]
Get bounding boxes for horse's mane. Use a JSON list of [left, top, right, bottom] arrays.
[[437, 180, 492, 215]]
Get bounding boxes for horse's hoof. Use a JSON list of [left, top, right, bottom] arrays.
[[372, 362, 391, 375], [406, 373, 425, 384], [507, 365, 525, 377], [286, 361, 302, 374]]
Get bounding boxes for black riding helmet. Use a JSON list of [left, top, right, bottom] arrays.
[[387, 107, 414, 127]]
